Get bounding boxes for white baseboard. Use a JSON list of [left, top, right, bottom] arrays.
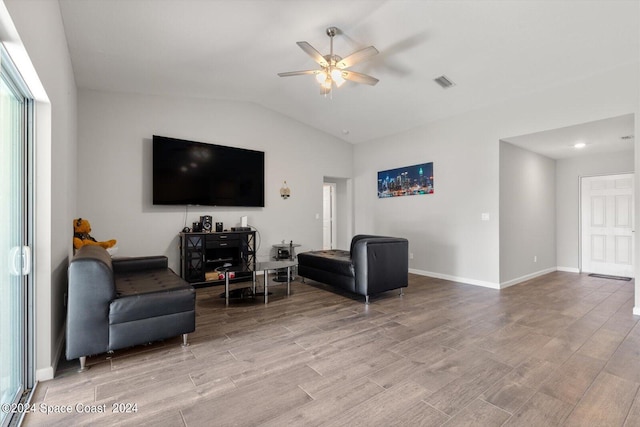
[[409, 268, 500, 289], [36, 322, 65, 382], [35, 366, 54, 382], [499, 267, 557, 289], [410, 267, 563, 290], [557, 266, 580, 273], [633, 307, 640, 316]]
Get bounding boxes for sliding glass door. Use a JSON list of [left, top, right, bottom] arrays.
[[0, 46, 33, 427]]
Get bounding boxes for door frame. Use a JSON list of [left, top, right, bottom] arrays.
[[322, 177, 354, 250], [322, 182, 337, 250], [0, 44, 35, 427]]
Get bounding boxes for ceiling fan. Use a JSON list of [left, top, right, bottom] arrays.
[[278, 27, 379, 95]]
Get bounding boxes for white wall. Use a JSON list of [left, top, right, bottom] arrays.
[[3, 0, 77, 380], [354, 62, 639, 288], [354, 110, 500, 287], [556, 150, 634, 272], [499, 142, 556, 286], [76, 90, 353, 272]]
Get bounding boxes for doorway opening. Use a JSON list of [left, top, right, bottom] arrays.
[[323, 177, 353, 251], [322, 183, 336, 250]]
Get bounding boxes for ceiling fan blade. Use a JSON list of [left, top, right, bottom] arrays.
[[278, 70, 319, 77], [297, 42, 329, 67], [341, 70, 379, 86], [336, 46, 379, 69]]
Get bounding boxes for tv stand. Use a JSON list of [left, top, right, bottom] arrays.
[[179, 231, 256, 287]]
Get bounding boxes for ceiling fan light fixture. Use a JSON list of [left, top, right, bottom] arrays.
[[278, 26, 379, 95], [331, 69, 345, 87], [315, 71, 327, 84]]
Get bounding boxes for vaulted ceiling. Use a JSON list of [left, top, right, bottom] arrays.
[[59, 0, 638, 146]]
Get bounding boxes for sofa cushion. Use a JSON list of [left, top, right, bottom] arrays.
[[115, 268, 188, 296], [110, 269, 195, 324], [297, 250, 354, 277]]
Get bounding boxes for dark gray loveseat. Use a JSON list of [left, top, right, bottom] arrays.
[[66, 245, 195, 371], [297, 235, 408, 303]]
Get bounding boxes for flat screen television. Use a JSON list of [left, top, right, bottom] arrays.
[[153, 135, 265, 207]]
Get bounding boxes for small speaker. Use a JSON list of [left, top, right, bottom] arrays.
[[200, 215, 212, 232], [215, 222, 223, 232]]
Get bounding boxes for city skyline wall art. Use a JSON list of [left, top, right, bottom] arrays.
[[378, 162, 434, 198]]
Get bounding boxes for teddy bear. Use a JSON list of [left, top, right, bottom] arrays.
[[72, 218, 117, 250]]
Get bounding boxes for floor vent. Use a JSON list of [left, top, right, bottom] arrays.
[[588, 273, 632, 281]]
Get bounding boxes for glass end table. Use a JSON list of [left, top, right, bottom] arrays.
[[221, 260, 298, 305], [254, 259, 298, 304]]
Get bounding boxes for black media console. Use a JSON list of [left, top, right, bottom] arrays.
[[179, 231, 256, 287]]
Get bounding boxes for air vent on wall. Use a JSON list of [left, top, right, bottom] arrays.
[[434, 75, 455, 89], [621, 135, 634, 140]]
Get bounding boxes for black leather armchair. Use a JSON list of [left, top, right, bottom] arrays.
[[297, 235, 409, 303], [66, 245, 195, 371]]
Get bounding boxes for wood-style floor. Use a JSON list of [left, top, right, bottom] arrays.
[[23, 271, 640, 426]]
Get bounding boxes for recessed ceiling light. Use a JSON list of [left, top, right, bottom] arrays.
[[342, 129, 350, 135], [574, 142, 586, 149]]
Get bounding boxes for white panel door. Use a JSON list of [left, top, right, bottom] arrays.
[[581, 174, 634, 277]]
